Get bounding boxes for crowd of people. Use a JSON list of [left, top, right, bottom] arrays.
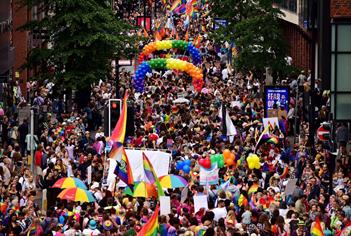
[[0, 1, 350, 236]]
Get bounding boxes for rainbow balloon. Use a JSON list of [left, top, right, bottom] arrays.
[[138, 40, 202, 65], [133, 58, 204, 93]]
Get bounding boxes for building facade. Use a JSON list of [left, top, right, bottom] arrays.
[[330, 0, 351, 120], [0, 0, 16, 108]]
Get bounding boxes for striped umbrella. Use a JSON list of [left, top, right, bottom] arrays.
[[159, 174, 188, 188], [58, 188, 95, 202], [133, 182, 158, 198], [52, 177, 87, 190]]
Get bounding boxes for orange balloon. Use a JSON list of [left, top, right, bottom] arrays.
[[226, 158, 234, 166], [223, 149, 231, 159]]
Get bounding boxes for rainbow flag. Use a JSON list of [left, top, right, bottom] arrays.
[[170, 0, 182, 12], [186, 0, 197, 17], [280, 166, 289, 179], [248, 183, 259, 195], [174, 4, 186, 14], [142, 153, 164, 197], [159, 223, 168, 236], [311, 218, 324, 236], [196, 229, 206, 236], [194, 35, 201, 48], [249, 195, 257, 210], [254, 126, 269, 152], [238, 194, 248, 207], [114, 147, 134, 186], [110, 92, 128, 144], [268, 121, 274, 132], [108, 142, 123, 161], [143, 28, 149, 37], [155, 30, 162, 41], [267, 136, 279, 145], [137, 206, 159, 236]]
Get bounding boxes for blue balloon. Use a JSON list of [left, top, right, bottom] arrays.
[[59, 215, 65, 224], [176, 161, 184, 170], [184, 159, 191, 166], [183, 165, 191, 174]]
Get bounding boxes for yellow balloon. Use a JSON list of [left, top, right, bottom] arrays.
[[155, 41, 163, 50], [254, 162, 261, 169]]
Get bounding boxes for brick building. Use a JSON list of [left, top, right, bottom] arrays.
[[0, 0, 15, 83], [0, 0, 31, 107], [0, 0, 16, 108], [13, 3, 31, 94]]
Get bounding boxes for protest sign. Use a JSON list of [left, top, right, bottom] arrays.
[[160, 196, 171, 216], [194, 195, 208, 213]]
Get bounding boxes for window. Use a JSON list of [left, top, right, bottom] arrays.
[[331, 23, 351, 120], [274, 0, 297, 13]]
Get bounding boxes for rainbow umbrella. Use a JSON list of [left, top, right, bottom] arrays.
[[159, 174, 188, 188], [132, 181, 158, 198], [52, 177, 87, 190], [58, 188, 95, 202], [124, 186, 134, 196]]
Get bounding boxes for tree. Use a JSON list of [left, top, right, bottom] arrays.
[[19, 0, 138, 89], [209, 0, 289, 75]]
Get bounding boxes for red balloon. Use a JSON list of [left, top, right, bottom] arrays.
[[203, 158, 211, 169], [198, 158, 206, 166], [199, 157, 211, 169]]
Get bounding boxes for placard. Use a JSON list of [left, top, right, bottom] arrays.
[[262, 117, 279, 134], [194, 195, 208, 213], [264, 86, 289, 117], [87, 165, 92, 185], [160, 196, 171, 216]]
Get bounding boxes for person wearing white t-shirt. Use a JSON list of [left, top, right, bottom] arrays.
[[222, 68, 229, 81], [82, 220, 101, 236], [211, 200, 227, 222]]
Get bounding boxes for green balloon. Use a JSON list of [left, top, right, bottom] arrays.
[[210, 155, 216, 162], [218, 159, 225, 168]]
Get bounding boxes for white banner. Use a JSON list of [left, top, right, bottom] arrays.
[[107, 149, 170, 186]]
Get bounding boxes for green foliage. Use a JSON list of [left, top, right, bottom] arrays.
[[18, 0, 139, 88], [209, 0, 290, 75]]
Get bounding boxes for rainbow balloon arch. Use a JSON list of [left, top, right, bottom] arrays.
[[133, 40, 204, 93], [133, 58, 204, 93], [138, 40, 202, 65]]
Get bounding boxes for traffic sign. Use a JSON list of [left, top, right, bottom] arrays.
[[317, 124, 330, 141]]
